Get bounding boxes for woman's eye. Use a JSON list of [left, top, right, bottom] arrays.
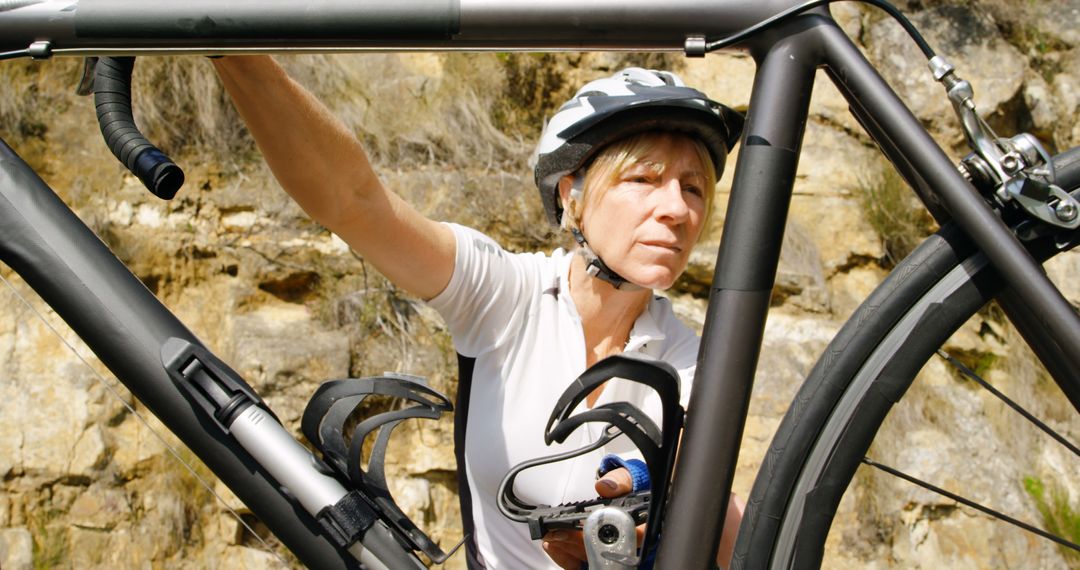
[[685, 186, 703, 197]]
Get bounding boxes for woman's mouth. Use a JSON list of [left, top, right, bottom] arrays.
[[640, 241, 682, 253]]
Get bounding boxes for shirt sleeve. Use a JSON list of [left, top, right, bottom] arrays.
[[426, 222, 537, 358]]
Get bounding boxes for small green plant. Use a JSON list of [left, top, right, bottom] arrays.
[[858, 164, 935, 267], [28, 507, 68, 570], [945, 348, 1000, 382], [1023, 476, 1080, 568]]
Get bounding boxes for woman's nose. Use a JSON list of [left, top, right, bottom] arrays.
[[654, 179, 691, 222]]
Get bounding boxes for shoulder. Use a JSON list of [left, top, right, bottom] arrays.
[[444, 222, 557, 265], [427, 223, 563, 356], [443, 222, 502, 257], [436, 222, 556, 284]]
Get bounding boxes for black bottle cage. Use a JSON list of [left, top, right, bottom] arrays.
[[301, 374, 463, 563], [497, 353, 685, 565]]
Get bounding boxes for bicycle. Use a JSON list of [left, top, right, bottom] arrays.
[[0, 0, 1077, 568]]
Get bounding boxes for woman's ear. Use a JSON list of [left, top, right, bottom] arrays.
[[557, 175, 575, 211]]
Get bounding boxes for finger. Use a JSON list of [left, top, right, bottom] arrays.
[[542, 532, 587, 570], [541, 540, 580, 570], [542, 540, 581, 570], [595, 467, 634, 497], [544, 529, 587, 560]]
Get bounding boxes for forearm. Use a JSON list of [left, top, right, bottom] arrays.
[[213, 55, 377, 230], [717, 492, 745, 569], [212, 55, 454, 299]]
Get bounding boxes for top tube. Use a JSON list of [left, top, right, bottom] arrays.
[[3, 0, 812, 55]]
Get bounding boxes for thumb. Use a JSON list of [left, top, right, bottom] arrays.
[[595, 467, 634, 498]]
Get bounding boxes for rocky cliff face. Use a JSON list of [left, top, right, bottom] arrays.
[[0, 1, 1077, 568]]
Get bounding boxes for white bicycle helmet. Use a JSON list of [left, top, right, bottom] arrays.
[[533, 67, 744, 226]]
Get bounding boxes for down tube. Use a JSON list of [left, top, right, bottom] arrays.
[[656, 21, 820, 569], [0, 140, 357, 568]]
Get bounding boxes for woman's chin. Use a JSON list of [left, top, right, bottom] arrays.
[[621, 267, 681, 290]]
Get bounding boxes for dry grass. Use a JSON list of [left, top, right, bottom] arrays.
[[128, 57, 254, 160], [857, 162, 936, 267], [279, 54, 527, 169]]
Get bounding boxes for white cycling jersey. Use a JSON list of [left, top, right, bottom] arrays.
[[427, 222, 697, 569]]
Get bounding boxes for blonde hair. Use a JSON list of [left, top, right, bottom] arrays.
[[561, 131, 718, 232]]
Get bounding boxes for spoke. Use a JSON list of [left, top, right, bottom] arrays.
[[937, 350, 1080, 458], [862, 457, 1080, 553]]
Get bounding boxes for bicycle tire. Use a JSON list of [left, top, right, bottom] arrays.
[[732, 163, 1080, 568]]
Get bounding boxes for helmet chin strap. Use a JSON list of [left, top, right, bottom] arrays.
[[567, 173, 645, 292], [570, 228, 643, 291]]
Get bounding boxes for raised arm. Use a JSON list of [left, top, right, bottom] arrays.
[[213, 56, 455, 300]]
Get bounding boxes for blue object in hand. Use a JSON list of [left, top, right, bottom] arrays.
[[597, 454, 651, 492]]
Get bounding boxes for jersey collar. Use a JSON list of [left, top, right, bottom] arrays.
[[625, 299, 666, 356], [555, 249, 667, 356]]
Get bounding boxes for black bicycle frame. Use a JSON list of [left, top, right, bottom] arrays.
[[660, 10, 1080, 565], [2, 1, 1078, 569]]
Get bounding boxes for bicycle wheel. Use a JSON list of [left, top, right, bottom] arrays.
[[733, 164, 1080, 567]]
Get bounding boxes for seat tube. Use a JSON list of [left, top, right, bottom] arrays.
[[656, 21, 823, 569]]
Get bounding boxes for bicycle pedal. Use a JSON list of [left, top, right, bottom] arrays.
[[498, 353, 684, 558], [522, 492, 652, 540]]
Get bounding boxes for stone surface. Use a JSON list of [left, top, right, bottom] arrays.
[[735, 311, 841, 495], [1044, 250, 1079, 305], [996, 0, 1080, 49], [0, 528, 33, 570], [213, 545, 293, 569], [864, 4, 1028, 150], [109, 412, 170, 479], [230, 301, 351, 424], [69, 486, 128, 530], [69, 425, 107, 477]]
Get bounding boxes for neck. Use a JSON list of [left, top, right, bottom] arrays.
[[568, 254, 652, 366]]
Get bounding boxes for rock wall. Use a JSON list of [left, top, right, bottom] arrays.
[[0, 1, 1077, 568]]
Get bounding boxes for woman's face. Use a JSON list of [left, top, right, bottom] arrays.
[[576, 134, 710, 290]]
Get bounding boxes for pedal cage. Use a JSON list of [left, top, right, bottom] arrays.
[[497, 353, 685, 566], [301, 373, 462, 563]]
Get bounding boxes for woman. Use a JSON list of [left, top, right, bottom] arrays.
[[214, 58, 743, 569]]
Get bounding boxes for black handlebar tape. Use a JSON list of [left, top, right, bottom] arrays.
[[93, 57, 184, 200]]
